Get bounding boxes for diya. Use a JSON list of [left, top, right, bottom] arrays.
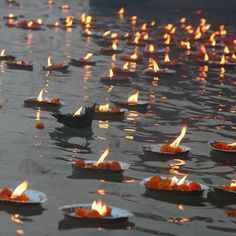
[[112, 62, 137, 77], [7, 59, 33, 71], [0, 49, 15, 61], [3, 13, 18, 20], [43, 56, 69, 73], [209, 140, 236, 153], [70, 53, 96, 67], [111, 91, 149, 111], [52, 104, 95, 129], [72, 148, 130, 173], [16, 20, 43, 30], [140, 175, 209, 196], [100, 69, 131, 84], [159, 53, 183, 70], [143, 44, 158, 57], [144, 58, 176, 76], [121, 53, 143, 64], [93, 103, 127, 121], [60, 199, 133, 222], [0, 180, 47, 205], [145, 125, 190, 155], [100, 42, 122, 55], [24, 89, 62, 110], [214, 179, 236, 196]]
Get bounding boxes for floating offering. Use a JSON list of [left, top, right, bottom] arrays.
[[73, 148, 130, 173], [100, 69, 130, 84], [214, 179, 236, 196], [209, 141, 236, 153], [24, 89, 62, 110], [112, 62, 137, 77], [70, 53, 96, 67], [143, 44, 158, 57], [16, 19, 43, 30], [160, 53, 182, 69], [93, 103, 127, 121], [144, 58, 176, 76], [112, 91, 149, 111], [121, 52, 143, 63], [52, 105, 95, 129], [3, 13, 18, 20], [100, 42, 122, 55], [0, 180, 47, 205], [6, 59, 33, 71], [60, 199, 133, 222], [140, 175, 208, 195], [0, 49, 15, 61], [157, 125, 190, 154], [43, 56, 69, 72]]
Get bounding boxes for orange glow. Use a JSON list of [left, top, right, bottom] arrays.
[[142, 32, 149, 40], [149, 58, 160, 72], [10, 181, 29, 199], [94, 148, 109, 166], [130, 52, 138, 60], [118, 7, 125, 17], [8, 13, 15, 18], [150, 20, 156, 27], [141, 23, 147, 31], [111, 33, 119, 39], [81, 13, 86, 24], [61, 4, 70, 10], [204, 53, 209, 62], [230, 180, 236, 187], [109, 69, 114, 77], [194, 27, 202, 39], [134, 32, 140, 44], [127, 91, 139, 103], [0, 49, 6, 56], [180, 17, 186, 24], [111, 42, 117, 50], [130, 16, 137, 25], [54, 21, 59, 27], [170, 125, 187, 147], [37, 19, 43, 25], [219, 25, 227, 36], [180, 40, 191, 50], [229, 142, 236, 147], [98, 104, 109, 112], [73, 106, 83, 116], [27, 21, 33, 28], [148, 44, 155, 53], [37, 89, 44, 102], [83, 52, 93, 61], [11, 214, 23, 224], [171, 175, 188, 186], [224, 46, 230, 54], [123, 62, 129, 70], [85, 28, 92, 36], [65, 16, 73, 27], [164, 53, 171, 63], [163, 33, 171, 45], [220, 54, 226, 65], [103, 30, 111, 37], [91, 200, 110, 216], [200, 44, 207, 54]]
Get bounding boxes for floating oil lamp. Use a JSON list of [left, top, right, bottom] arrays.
[[160, 52, 182, 69], [3, 13, 18, 20], [144, 58, 176, 76], [214, 179, 236, 196], [93, 103, 127, 121], [117, 7, 125, 19], [112, 91, 149, 111], [60, 16, 77, 29], [60, 199, 133, 222], [43, 56, 69, 73], [6, 59, 33, 71], [52, 104, 95, 129], [178, 40, 191, 51], [0, 180, 47, 205], [127, 32, 145, 47], [0, 49, 15, 61], [144, 125, 190, 155], [73, 148, 130, 172], [121, 52, 143, 64], [208, 54, 235, 69], [100, 69, 130, 84], [112, 62, 137, 77], [24, 88, 62, 110], [81, 28, 99, 38], [100, 42, 122, 55], [16, 19, 43, 30], [70, 52, 96, 67], [143, 44, 158, 57], [140, 175, 208, 196], [209, 140, 236, 153]]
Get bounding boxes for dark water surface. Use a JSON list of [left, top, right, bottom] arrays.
[[0, 0, 236, 235]]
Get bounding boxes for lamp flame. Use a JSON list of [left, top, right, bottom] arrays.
[[94, 148, 109, 166], [99, 104, 109, 112], [0, 49, 6, 56], [73, 106, 83, 116], [123, 62, 129, 70], [47, 56, 52, 67], [170, 125, 187, 147], [37, 89, 44, 102], [83, 53, 93, 61], [10, 180, 29, 199], [220, 54, 226, 65], [149, 58, 159, 72], [91, 200, 109, 216], [111, 42, 117, 50], [164, 53, 171, 63], [171, 175, 188, 186], [127, 91, 139, 103]]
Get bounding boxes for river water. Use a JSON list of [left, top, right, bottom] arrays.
[[0, 0, 236, 235]]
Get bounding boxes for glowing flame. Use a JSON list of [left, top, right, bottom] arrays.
[[230, 179, 236, 187], [200, 44, 207, 54], [229, 142, 236, 147], [180, 40, 191, 50], [8, 13, 15, 18], [150, 20, 156, 26], [73, 106, 83, 116], [103, 30, 111, 37], [118, 7, 125, 16], [142, 32, 149, 40], [0, 49, 6, 56], [171, 175, 188, 186], [123, 62, 129, 70], [170, 125, 187, 147], [83, 52, 93, 61], [85, 28, 92, 36], [11, 214, 23, 224], [94, 148, 109, 166], [224, 46, 230, 54], [81, 13, 86, 24], [10, 181, 29, 199], [27, 21, 33, 28], [204, 53, 209, 62], [220, 54, 226, 65], [111, 42, 117, 50], [163, 34, 171, 45], [164, 53, 170, 63], [127, 91, 139, 103], [130, 52, 138, 60], [109, 69, 114, 78], [219, 25, 227, 36], [37, 89, 44, 102], [65, 16, 73, 27], [130, 16, 138, 25], [149, 58, 160, 72], [111, 33, 119, 39], [47, 56, 52, 67], [91, 200, 109, 216], [99, 104, 109, 112], [54, 21, 59, 27], [141, 23, 147, 31], [37, 19, 43, 25], [180, 17, 186, 24], [148, 44, 155, 53]]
